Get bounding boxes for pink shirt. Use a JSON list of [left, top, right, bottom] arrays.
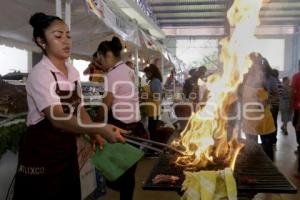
[[107, 61, 141, 123], [26, 55, 80, 125]]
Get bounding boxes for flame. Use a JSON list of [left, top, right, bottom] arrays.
[[173, 0, 269, 171]]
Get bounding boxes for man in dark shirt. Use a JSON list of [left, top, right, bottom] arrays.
[[183, 66, 207, 100]]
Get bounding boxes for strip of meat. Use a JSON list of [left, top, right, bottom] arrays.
[[152, 174, 179, 184], [239, 175, 257, 185]]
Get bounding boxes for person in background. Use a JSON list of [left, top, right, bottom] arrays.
[[126, 60, 148, 97], [194, 66, 207, 104], [84, 54, 106, 199], [279, 77, 292, 135], [183, 66, 207, 100], [291, 60, 300, 178], [164, 68, 181, 90], [242, 53, 275, 161], [183, 68, 196, 99], [126, 60, 134, 70], [84, 51, 105, 82], [96, 36, 147, 200], [143, 64, 163, 140], [266, 65, 279, 146], [13, 12, 124, 200]]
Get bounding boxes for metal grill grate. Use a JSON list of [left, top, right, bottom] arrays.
[[143, 142, 297, 197]]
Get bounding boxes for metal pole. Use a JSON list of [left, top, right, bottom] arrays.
[[225, 0, 233, 37], [135, 47, 139, 84], [27, 52, 32, 72], [293, 26, 300, 74], [65, 0, 71, 29], [297, 26, 300, 73], [161, 53, 165, 84], [56, 0, 62, 18], [218, 0, 233, 70], [64, 0, 72, 64]]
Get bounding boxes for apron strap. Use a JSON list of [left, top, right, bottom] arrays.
[[50, 71, 61, 92]]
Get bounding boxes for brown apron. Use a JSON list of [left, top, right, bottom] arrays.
[[14, 72, 82, 200]]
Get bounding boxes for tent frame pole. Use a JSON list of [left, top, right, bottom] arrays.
[[56, 0, 62, 18], [65, 0, 71, 29], [135, 47, 139, 84], [161, 54, 164, 83]]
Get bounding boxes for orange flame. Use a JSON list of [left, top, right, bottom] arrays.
[[172, 0, 269, 171]]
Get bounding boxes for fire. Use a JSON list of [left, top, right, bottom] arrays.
[[172, 0, 269, 171]]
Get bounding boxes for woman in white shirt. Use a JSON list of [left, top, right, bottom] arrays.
[[96, 37, 146, 200]]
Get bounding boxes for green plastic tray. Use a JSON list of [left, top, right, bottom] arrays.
[[91, 142, 144, 182]]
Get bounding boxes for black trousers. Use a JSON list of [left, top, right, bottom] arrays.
[[148, 116, 160, 140], [270, 104, 279, 144], [107, 110, 140, 200], [260, 134, 274, 161], [293, 109, 300, 173], [106, 164, 137, 200]]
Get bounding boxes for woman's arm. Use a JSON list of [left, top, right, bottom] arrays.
[[79, 106, 105, 149], [43, 105, 124, 143]]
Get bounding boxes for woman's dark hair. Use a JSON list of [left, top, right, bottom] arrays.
[[188, 68, 196, 76], [271, 69, 279, 78], [29, 12, 63, 50], [126, 61, 133, 66], [97, 36, 123, 58], [144, 64, 162, 82], [261, 57, 273, 78], [92, 51, 98, 58], [282, 76, 289, 82]]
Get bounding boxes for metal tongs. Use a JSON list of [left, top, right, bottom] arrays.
[[123, 134, 185, 155]]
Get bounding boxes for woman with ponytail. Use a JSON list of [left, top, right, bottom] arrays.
[[96, 36, 146, 200], [13, 13, 125, 200]]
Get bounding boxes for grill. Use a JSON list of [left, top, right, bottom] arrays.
[[143, 141, 297, 199]]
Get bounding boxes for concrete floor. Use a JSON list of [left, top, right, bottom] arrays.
[[100, 121, 300, 200]]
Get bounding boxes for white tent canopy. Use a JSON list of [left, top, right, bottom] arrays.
[[0, 0, 117, 58], [0, 0, 186, 72]]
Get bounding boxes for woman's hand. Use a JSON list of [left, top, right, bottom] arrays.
[[100, 124, 126, 143], [91, 135, 105, 150]]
